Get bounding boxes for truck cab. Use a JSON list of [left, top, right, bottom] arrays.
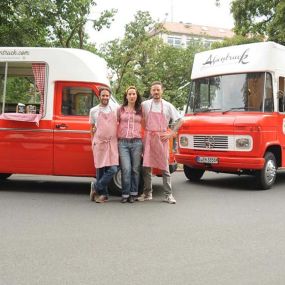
[[176, 42, 285, 189]]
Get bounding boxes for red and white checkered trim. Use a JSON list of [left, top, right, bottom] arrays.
[[32, 63, 46, 114]]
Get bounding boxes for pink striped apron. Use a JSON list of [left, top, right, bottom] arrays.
[[92, 107, 119, 168], [143, 101, 169, 171]]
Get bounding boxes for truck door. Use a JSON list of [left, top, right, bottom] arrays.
[[53, 82, 99, 176]]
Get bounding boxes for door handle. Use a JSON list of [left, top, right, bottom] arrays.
[[55, 123, 68, 129]]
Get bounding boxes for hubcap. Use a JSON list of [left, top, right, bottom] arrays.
[[113, 169, 122, 189], [265, 159, 276, 184]]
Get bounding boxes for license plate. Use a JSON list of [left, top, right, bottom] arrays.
[[196, 156, 218, 164]]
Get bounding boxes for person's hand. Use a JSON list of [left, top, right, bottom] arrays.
[[160, 130, 175, 141]]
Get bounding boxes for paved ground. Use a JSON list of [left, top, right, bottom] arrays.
[[1, 171, 285, 285]]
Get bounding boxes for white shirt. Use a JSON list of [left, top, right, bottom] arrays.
[[89, 102, 118, 126], [142, 99, 182, 123]]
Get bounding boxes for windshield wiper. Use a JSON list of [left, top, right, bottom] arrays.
[[194, 108, 222, 114], [222, 107, 257, 114]]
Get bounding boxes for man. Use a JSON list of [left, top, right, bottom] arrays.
[[138, 81, 183, 204], [89, 87, 118, 203]]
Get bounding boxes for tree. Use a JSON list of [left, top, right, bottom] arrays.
[[211, 34, 263, 49], [0, 0, 116, 48], [0, 0, 47, 46], [231, 0, 285, 45], [43, 0, 116, 48], [99, 11, 158, 98], [99, 11, 202, 109]]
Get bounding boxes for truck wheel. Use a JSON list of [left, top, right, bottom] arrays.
[[183, 165, 205, 182], [108, 168, 144, 196], [108, 169, 122, 196], [0, 173, 12, 180], [255, 152, 277, 190]]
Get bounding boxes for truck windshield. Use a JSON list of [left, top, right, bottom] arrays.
[[187, 72, 273, 114]]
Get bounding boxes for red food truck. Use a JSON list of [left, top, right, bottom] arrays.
[[175, 41, 285, 190], [0, 47, 176, 192]]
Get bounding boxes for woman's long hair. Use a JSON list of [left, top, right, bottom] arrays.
[[121, 86, 142, 114]]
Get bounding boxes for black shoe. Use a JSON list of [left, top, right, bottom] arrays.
[[121, 197, 128, 203], [128, 196, 135, 203]]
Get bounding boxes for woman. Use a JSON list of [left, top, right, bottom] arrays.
[[118, 86, 143, 203]]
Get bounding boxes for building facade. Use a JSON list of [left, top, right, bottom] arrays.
[[157, 22, 234, 48]]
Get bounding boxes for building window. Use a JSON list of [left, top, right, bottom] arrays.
[[186, 37, 202, 46], [167, 36, 182, 47], [204, 40, 212, 48]]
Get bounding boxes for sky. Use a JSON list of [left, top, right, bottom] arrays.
[[87, 0, 234, 46]]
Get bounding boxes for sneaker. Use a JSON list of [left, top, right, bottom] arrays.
[[163, 194, 176, 204], [95, 195, 108, 203], [128, 196, 135, 203], [90, 182, 96, 201], [137, 193, 152, 202], [121, 197, 128, 203]]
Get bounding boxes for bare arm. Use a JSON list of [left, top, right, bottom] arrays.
[[160, 118, 183, 141], [90, 124, 96, 139], [171, 118, 183, 134]]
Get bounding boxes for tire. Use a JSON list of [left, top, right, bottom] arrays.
[[108, 168, 122, 196], [0, 173, 12, 180], [108, 168, 144, 196], [183, 165, 205, 182], [255, 152, 277, 190]]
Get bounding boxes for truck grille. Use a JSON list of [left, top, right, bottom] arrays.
[[193, 135, 228, 150]]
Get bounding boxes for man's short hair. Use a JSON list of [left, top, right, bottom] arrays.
[[99, 87, 111, 96], [151, 81, 163, 88]]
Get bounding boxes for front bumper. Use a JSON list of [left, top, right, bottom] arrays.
[[175, 153, 264, 172]]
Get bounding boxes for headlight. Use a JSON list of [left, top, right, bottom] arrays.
[[235, 136, 252, 151], [179, 136, 189, 147]]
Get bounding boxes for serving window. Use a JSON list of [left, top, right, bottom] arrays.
[[0, 62, 47, 116]]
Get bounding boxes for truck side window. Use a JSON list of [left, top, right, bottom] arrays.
[[264, 73, 273, 112], [61, 87, 98, 116], [0, 62, 46, 115], [278, 77, 285, 112]]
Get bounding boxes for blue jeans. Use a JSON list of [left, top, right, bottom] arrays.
[[119, 138, 143, 197], [95, 165, 118, 196]]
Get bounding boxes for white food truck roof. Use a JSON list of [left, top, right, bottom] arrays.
[[191, 41, 285, 79], [0, 47, 110, 85]]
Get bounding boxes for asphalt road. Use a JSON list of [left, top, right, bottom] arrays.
[[1, 171, 285, 285]]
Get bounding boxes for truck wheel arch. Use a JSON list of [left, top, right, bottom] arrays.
[[255, 151, 277, 190], [263, 144, 281, 167]]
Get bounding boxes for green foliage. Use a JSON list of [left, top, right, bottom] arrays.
[[43, 0, 116, 48], [0, 0, 116, 48], [211, 34, 264, 49], [0, 0, 48, 46], [231, 0, 285, 45], [5, 77, 40, 104], [99, 11, 203, 110], [267, 1, 285, 45]]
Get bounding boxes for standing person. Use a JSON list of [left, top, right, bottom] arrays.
[[138, 81, 183, 204], [118, 86, 143, 203], [89, 87, 119, 203]]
